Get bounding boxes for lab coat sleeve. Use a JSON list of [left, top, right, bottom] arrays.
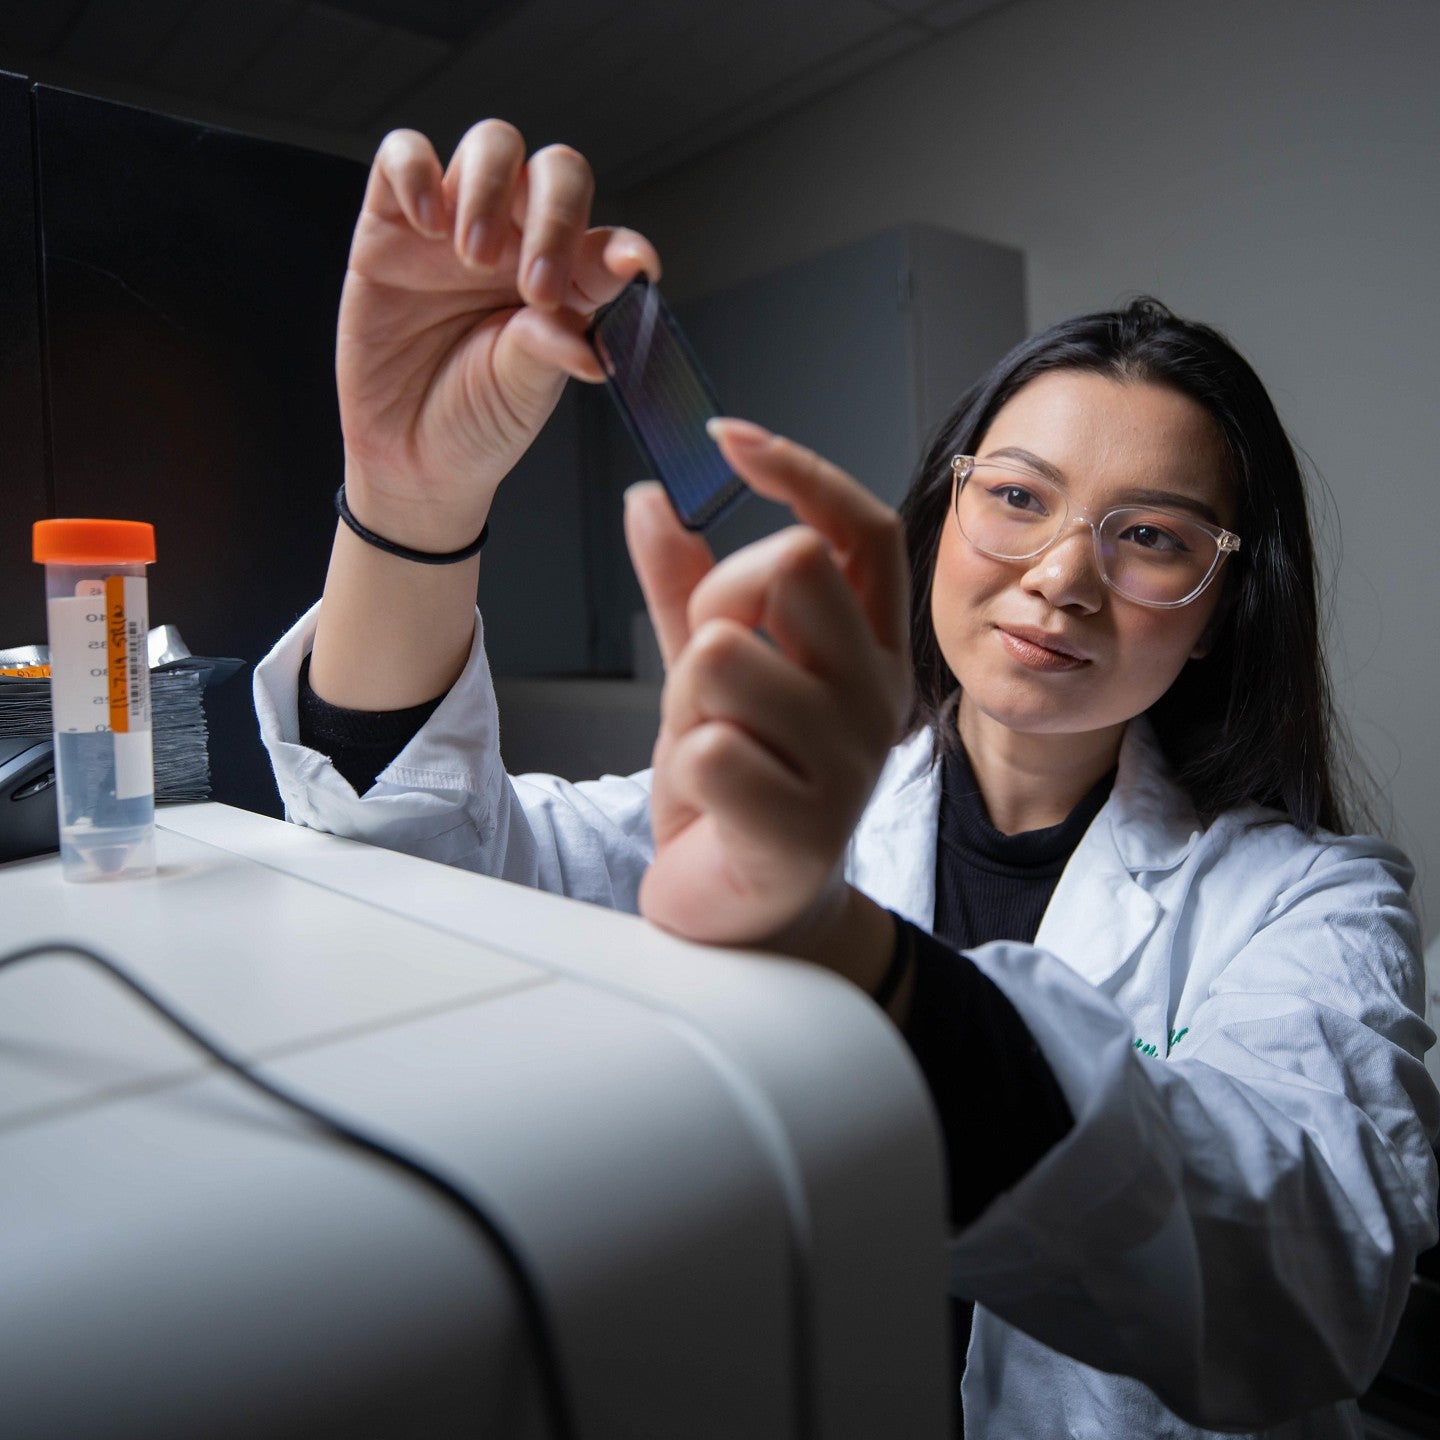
[[252, 602, 655, 911], [951, 836, 1439, 1430]]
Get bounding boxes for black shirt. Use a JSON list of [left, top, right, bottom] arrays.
[[906, 739, 1114, 1424]]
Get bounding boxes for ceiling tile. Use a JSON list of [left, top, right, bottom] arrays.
[[559, 0, 722, 82], [866, 0, 938, 12], [361, 0, 632, 148], [910, 0, 1011, 28], [395, 0, 905, 185], [660, 0, 900, 110], [434, 0, 630, 76], [0, 0, 1015, 197], [226, 4, 383, 115], [609, 21, 922, 190], [303, 28, 450, 129], [863, 0, 1005, 18], [0, 0, 89, 57], [58, 0, 196, 76], [142, 0, 295, 97], [322, 0, 518, 45]]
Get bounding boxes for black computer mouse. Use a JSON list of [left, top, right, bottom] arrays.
[[0, 738, 60, 862]]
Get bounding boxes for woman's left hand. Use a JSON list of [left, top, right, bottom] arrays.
[[624, 419, 911, 962]]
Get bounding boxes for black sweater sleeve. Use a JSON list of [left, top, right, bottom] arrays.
[[295, 653, 445, 795], [896, 916, 1074, 1229]]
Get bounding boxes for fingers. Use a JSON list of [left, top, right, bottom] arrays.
[[640, 730, 831, 946], [652, 466, 909, 820], [447, 118, 525, 267], [659, 722, 817, 854], [639, 428, 912, 954], [511, 143, 594, 309], [571, 227, 661, 308], [624, 482, 714, 667], [665, 535, 899, 769], [686, 526, 883, 695], [706, 418, 909, 656], [368, 129, 449, 239], [660, 618, 830, 781], [492, 304, 606, 388], [368, 122, 659, 320]]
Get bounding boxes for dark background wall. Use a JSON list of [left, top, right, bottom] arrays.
[[7, 79, 366, 815], [0, 72, 46, 640]]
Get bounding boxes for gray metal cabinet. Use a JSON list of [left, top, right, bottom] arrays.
[[579, 223, 1026, 675], [489, 223, 1025, 776]]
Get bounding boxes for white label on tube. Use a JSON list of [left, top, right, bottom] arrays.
[[47, 577, 152, 803], [47, 585, 114, 734], [114, 729, 154, 801]]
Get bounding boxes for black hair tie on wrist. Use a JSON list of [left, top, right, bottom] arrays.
[[335, 484, 489, 565], [871, 913, 915, 1010]]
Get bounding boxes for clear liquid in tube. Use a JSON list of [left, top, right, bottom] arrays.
[[55, 730, 155, 881]]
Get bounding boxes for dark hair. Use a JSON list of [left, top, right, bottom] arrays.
[[899, 296, 1360, 835]]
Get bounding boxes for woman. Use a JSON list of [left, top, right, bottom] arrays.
[[255, 122, 1438, 1437]]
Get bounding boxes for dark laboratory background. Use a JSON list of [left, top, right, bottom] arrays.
[[0, 5, 1433, 1432], [0, 0, 1026, 816]]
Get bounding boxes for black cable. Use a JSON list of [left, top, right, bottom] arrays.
[[1, 939, 577, 1440]]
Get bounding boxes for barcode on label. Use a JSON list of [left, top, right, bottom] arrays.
[[102, 575, 150, 734], [47, 577, 150, 739]]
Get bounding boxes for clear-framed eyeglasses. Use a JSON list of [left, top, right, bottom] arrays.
[[950, 454, 1242, 609]]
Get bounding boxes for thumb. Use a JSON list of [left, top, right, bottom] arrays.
[[623, 482, 714, 668]]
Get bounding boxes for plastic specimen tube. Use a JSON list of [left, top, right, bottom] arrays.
[[33, 518, 157, 881]]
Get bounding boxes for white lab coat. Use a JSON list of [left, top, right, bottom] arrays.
[[256, 606, 1439, 1439]]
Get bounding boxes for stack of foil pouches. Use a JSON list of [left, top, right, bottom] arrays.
[[0, 627, 242, 803]]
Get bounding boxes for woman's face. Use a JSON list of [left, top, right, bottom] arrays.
[[930, 370, 1235, 745]]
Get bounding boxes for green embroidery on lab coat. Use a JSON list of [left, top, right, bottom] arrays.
[[1132, 1027, 1189, 1059]]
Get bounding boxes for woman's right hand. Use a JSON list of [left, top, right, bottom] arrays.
[[335, 120, 660, 553]]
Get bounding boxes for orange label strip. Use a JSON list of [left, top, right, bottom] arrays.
[[105, 575, 130, 733]]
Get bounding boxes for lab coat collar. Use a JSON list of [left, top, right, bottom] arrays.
[[847, 727, 944, 932], [852, 714, 1204, 989], [1035, 717, 1202, 987], [1104, 715, 1205, 875]]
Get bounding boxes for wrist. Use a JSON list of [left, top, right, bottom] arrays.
[[336, 484, 489, 564], [311, 493, 485, 712], [764, 881, 897, 998], [341, 460, 496, 557]]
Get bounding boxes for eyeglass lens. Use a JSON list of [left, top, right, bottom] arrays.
[[956, 464, 1221, 605]]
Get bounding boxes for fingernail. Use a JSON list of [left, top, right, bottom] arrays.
[[527, 256, 561, 306], [624, 480, 662, 507], [465, 219, 492, 264], [418, 192, 439, 235], [706, 416, 771, 451]]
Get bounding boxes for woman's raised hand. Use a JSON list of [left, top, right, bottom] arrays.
[[335, 121, 659, 553], [624, 420, 911, 964]]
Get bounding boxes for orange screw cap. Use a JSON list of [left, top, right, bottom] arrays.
[[33, 519, 156, 565]]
